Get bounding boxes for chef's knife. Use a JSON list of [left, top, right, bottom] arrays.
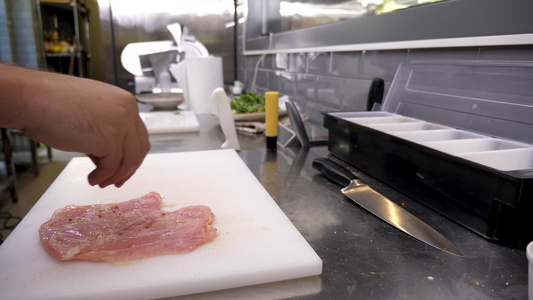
[[312, 158, 463, 257]]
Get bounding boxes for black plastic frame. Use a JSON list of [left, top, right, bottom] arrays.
[[324, 112, 533, 246]]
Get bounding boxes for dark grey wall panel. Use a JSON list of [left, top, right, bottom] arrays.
[[246, 0, 533, 52]]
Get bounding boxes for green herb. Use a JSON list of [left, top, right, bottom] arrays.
[[230, 91, 266, 114]]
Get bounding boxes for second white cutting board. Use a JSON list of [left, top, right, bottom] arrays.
[[0, 149, 322, 299], [140, 110, 200, 134]]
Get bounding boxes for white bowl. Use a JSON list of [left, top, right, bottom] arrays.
[[136, 93, 184, 111]]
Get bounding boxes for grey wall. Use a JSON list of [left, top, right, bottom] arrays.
[[235, 2, 533, 126]]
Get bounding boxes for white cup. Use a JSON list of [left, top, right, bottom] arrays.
[[170, 56, 223, 114]]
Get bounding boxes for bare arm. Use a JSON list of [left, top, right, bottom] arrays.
[[0, 63, 150, 188]]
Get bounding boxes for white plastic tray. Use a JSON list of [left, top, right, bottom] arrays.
[[342, 112, 533, 171]]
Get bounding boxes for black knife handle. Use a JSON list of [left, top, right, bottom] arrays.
[[367, 77, 384, 111], [312, 158, 356, 187]]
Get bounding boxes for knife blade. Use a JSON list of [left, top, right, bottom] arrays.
[[312, 158, 463, 257]]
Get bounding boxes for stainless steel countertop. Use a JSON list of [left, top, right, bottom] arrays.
[[157, 115, 528, 300]]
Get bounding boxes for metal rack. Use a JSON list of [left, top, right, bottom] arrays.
[[36, 0, 91, 77]]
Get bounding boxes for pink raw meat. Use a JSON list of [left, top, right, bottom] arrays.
[[39, 192, 217, 262]]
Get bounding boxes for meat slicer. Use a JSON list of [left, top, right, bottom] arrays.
[[120, 23, 209, 95]]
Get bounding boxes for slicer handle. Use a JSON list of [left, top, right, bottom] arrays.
[[312, 158, 356, 187]]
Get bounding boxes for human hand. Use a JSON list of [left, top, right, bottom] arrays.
[[1, 65, 150, 187]]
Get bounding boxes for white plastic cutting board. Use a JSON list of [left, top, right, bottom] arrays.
[[0, 149, 322, 300], [140, 110, 200, 134]]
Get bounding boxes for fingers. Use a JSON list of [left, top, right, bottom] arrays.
[[99, 140, 144, 188], [88, 118, 149, 188], [87, 153, 122, 188], [109, 117, 149, 187]]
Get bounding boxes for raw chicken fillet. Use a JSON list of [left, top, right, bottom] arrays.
[[39, 192, 217, 262]]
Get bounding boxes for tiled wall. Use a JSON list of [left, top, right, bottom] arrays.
[[235, 14, 533, 126]]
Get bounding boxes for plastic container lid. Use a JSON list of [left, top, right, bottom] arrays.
[[379, 60, 533, 145]]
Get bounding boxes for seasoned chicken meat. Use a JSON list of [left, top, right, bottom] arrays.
[[39, 192, 217, 262]]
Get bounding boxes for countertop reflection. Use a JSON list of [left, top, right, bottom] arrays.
[[155, 114, 528, 300]]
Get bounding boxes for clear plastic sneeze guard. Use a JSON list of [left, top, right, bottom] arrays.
[[376, 60, 533, 171]]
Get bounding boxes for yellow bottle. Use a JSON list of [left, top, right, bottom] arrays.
[[265, 91, 279, 151]]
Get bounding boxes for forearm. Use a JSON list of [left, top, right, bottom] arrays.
[[0, 63, 34, 129], [0, 62, 149, 187], [0, 62, 129, 149]]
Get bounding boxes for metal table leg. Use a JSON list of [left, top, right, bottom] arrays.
[[1, 128, 17, 203]]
